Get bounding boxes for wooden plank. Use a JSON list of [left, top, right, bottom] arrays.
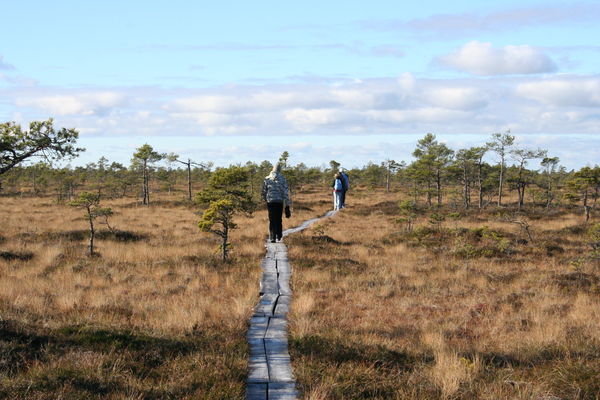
[[274, 295, 291, 316], [276, 259, 291, 274], [266, 242, 286, 253], [277, 275, 292, 295], [264, 338, 290, 360], [261, 258, 277, 273], [247, 356, 269, 383], [253, 293, 278, 317], [259, 274, 279, 295], [265, 317, 288, 339], [247, 316, 269, 340], [248, 338, 266, 358], [268, 382, 298, 400], [268, 357, 295, 382], [246, 383, 267, 400]]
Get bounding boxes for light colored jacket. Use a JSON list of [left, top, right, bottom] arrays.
[[262, 173, 291, 205]]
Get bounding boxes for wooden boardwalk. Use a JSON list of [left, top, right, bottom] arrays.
[[246, 210, 338, 400]]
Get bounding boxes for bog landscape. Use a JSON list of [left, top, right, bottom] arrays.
[[1, 121, 599, 399]]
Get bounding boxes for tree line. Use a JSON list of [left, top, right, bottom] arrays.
[[1, 119, 598, 217], [2, 119, 599, 260]]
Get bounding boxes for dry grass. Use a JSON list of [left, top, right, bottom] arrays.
[[288, 188, 600, 399], [2, 186, 599, 399], [0, 189, 329, 399]]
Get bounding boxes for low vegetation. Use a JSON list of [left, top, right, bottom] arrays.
[[0, 189, 331, 399], [288, 188, 600, 399]]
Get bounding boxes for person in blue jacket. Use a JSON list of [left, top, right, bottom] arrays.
[[338, 168, 350, 208]]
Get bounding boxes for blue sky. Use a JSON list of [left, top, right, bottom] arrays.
[[1, 0, 599, 169]]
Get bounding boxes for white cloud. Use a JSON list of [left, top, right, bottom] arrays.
[[16, 91, 125, 116], [5, 73, 600, 144], [284, 108, 359, 131], [516, 78, 600, 107], [439, 41, 557, 75], [423, 87, 487, 110]]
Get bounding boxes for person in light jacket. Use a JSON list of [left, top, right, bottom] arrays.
[[332, 172, 344, 210], [261, 163, 292, 243]]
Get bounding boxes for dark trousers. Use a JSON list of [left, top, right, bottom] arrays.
[[341, 190, 347, 207], [267, 202, 284, 240]]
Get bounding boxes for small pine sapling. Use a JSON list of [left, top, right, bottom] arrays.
[[196, 166, 255, 261], [397, 200, 417, 232], [69, 192, 113, 256], [198, 199, 236, 261]]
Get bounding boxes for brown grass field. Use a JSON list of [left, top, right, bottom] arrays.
[[1, 185, 599, 399], [288, 188, 600, 399]]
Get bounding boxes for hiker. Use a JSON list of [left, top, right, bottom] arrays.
[[332, 172, 344, 210], [339, 168, 350, 208], [261, 163, 291, 243]]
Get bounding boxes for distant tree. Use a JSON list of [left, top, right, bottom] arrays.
[[382, 159, 403, 192], [453, 148, 478, 209], [245, 161, 259, 198], [131, 144, 164, 205], [540, 156, 560, 208], [565, 166, 600, 222], [0, 118, 83, 176], [509, 147, 547, 210], [453, 146, 489, 209], [69, 192, 112, 256], [412, 133, 454, 206], [166, 153, 206, 201], [329, 160, 341, 173], [361, 162, 386, 188], [30, 162, 52, 195], [279, 151, 290, 169], [487, 130, 515, 206], [103, 162, 132, 198], [472, 146, 489, 209]]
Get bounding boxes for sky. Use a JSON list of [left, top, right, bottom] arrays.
[[1, 0, 599, 169]]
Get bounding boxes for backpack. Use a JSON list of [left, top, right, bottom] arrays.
[[334, 178, 343, 191]]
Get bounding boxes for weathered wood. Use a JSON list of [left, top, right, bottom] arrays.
[[268, 357, 295, 382], [248, 338, 266, 358], [261, 258, 277, 273], [247, 356, 269, 383], [265, 317, 288, 339], [260, 273, 279, 295], [246, 383, 268, 400], [277, 274, 292, 295], [247, 316, 269, 339], [274, 295, 291, 315], [268, 382, 298, 400], [265, 338, 290, 359], [276, 259, 291, 274]]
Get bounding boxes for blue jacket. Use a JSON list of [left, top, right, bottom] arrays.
[[340, 172, 349, 191]]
